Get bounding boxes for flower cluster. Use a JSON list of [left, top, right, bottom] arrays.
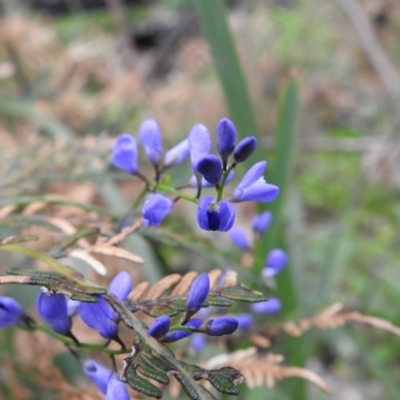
[[111, 118, 279, 232], [147, 273, 239, 341]]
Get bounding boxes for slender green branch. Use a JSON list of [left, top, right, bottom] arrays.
[[147, 179, 199, 204], [23, 323, 131, 356]]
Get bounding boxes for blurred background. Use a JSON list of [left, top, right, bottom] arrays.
[[1, 0, 400, 399]]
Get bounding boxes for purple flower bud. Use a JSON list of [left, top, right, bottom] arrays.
[[235, 313, 254, 329], [79, 296, 119, 339], [262, 249, 288, 278], [191, 333, 207, 351], [108, 271, 132, 302], [138, 119, 163, 165], [216, 118, 236, 159], [230, 227, 251, 251], [37, 292, 71, 335], [162, 318, 204, 343], [148, 315, 171, 338], [233, 136, 257, 163], [164, 138, 190, 167], [188, 124, 211, 173], [188, 170, 235, 188], [232, 161, 279, 203], [82, 360, 112, 394], [106, 374, 130, 400], [142, 194, 174, 227], [206, 316, 239, 336], [251, 297, 282, 314], [196, 155, 223, 185], [197, 196, 235, 232], [186, 274, 210, 313], [252, 211, 272, 234], [111, 134, 138, 174], [0, 295, 24, 329]]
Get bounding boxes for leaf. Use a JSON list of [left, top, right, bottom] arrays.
[[208, 372, 240, 395], [172, 372, 217, 400], [126, 367, 162, 399], [134, 359, 170, 385], [215, 284, 268, 303]]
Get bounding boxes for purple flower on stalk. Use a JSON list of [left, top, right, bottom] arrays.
[[142, 194, 174, 227], [162, 318, 204, 342], [196, 155, 223, 185], [262, 249, 288, 278], [80, 271, 133, 339], [206, 316, 239, 336], [232, 161, 279, 203], [251, 297, 282, 314], [186, 273, 210, 313], [188, 123, 211, 173], [233, 136, 257, 163], [197, 196, 235, 232], [0, 295, 24, 329], [217, 118, 236, 160], [148, 315, 171, 338], [138, 119, 163, 165], [82, 360, 112, 394], [37, 291, 71, 335], [188, 170, 235, 188], [106, 375, 130, 400], [111, 134, 138, 174], [230, 227, 251, 251], [252, 211, 272, 234], [164, 139, 190, 167]]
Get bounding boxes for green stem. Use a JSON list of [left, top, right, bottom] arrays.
[[24, 323, 131, 356], [216, 166, 234, 202], [168, 325, 193, 332], [147, 180, 199, 204]]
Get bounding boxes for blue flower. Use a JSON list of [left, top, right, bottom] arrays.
[[230, 227, 251, 251], [0, 295, 24, 329], [142, 194, 174, 227], [138, 119, 163, 165], [108, 270, 132, 301], [233, 137, 257, 163], [235, 313, 254, 329], [82, 359, 113, 394], [111, 134, 138, 174], [251, 297, 282, 314], [164, 139, 190, 167], [196, 155, 223, 185], [190, 333, 207, 351], [252, 211, 272, 234], [186, 273, 210, 313], [262, 249, 288, 278], [188, 170, 235, 188], [206, 316, 239, 336], [216, 118, 236, 160], [80, 296, 119, 339], [80, 271, 133, 339], [188, 123, 211, 173], [197, 196, 235, 232], [162, 318, 204, 343], [106, 375, 130, 400], [37, 291, 71, 335], [232, 161, 279, 203], [148, 315, 171, 338]]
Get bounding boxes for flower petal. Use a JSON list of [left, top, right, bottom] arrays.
[[108, 271, 132, 302], [235, 161, 267, 190], [141, 194, 174, 227], [111, 134, 138, 174], [188, 124, 211, 173], [196, 155, 223, 185], [230, 227, 251, 250], [197, 196, 214, 231], [164, 139, 189, 167], [216, 118, 236, 158], [217, 201, 235, 232], [138, 119, 163, 164]]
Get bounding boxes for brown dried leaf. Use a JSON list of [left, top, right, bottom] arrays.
[[143, 274, 182, 300], [89, 245, 143, 264], [128, 281, 150, 302], [69, 249, 106, 276], [170, 271, 198, 296], [0, 205, 17, 219], [208, 269, 222, 289]]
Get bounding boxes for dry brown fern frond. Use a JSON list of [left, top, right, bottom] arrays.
[[205, 348, 331, 393], [265, 302, 400, 338]]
